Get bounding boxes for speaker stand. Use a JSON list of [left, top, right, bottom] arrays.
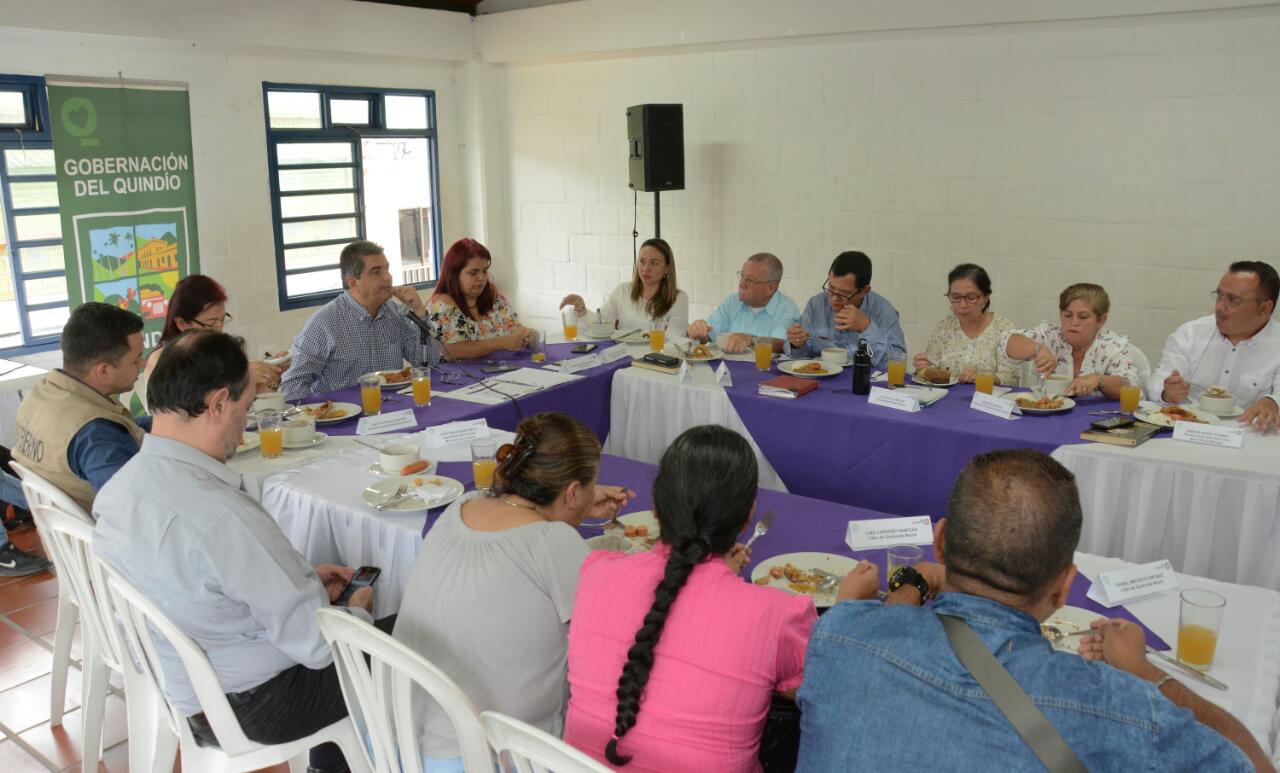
[[653, 190, 661, 239]]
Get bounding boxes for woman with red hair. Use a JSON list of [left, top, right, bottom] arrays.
[[428, 238, 533, 360]]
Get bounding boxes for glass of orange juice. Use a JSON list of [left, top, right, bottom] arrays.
[[753, 337, 772, 371], [471, 437, 497, 493], [359, 373, 382, 415], [974, 371, 996, 395], [530, 330, 546, 363], [887, 359, 907, 387], [411, 366, 431, 407], [561, 306, 578, 342], [649, 318, 666, 353], [1178, 589, 1226, 671], [1119, 383, 1141, 413], [258, 409, 284, 459]]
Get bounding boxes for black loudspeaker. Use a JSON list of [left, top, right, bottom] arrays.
[[627, 104, 684, 192]]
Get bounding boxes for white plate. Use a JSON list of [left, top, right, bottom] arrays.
[[1197, 404, 1245, 418], [673, 344, 723, 362], [589, 510, 661, 553], [370, 370, 413, 389], [282, 432, 328, 449], [368, 459, 438, 478], [1001, 392, 1077, 414], [1043, 605, 1105, 653], [1135, 406, 1220, 427], [236, 432, 260, 454], [298, 401, 361, 424], [361, 475, 465, 513], [911, 373, 959, 388], [778, 360, 843, 378], [750, 551, 859, 608], [583, 326, 619, 341]]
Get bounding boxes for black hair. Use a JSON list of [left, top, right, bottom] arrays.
[[146, 330, 251, 417], [491, 412, 600, 506], [830, 251, 872, 290], [947, 263, 993, 312], [60, 302, 143, 374], [1229, 260, 1279, 306], [605, 425, 758, 766]]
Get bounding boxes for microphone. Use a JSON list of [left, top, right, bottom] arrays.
[[391, 297, 440, 366]]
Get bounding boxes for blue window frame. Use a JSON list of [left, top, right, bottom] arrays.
[[0, 74, 66, 355], [263, 83, 443, 311]]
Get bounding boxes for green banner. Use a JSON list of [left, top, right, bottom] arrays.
[[49, 82, 201, 351]]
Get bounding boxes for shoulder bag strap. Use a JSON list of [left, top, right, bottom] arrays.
[[938, 613, 1087, 773]]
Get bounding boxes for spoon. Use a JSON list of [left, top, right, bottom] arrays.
[[1041, 624, 1091, 645]]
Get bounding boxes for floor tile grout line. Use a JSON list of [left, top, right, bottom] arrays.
[[0, 719, 60, 773], [0, 612, 47, 645]]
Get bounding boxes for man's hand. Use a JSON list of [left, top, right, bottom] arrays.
[[836, 561, 879, 601], [1162, 369, 1190, 404], [347, 586, 374, 614], [687, 319, 711, 341], [724, 543, 751, 573], [1066, 373, 1103, 397], [787, 323, 810, 349], [1239, 398, 1279, 433], [249, 360, 284, 393], [834, 304, 870, 333], [1077, 619, 1160, 678], [1034, 346, 1058, 376], [559, 293, 587, 316], [914, 561, 945, 596], [315, 564, 355, 603], [588, 485, 635, 521], [391, 286, 426, 316], [721, 332, 753, 354]]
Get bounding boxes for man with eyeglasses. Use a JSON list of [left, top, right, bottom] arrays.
[[785, 251, 906, 370], [687, 253, 800, 354], [1149, 260, 1280, 432]]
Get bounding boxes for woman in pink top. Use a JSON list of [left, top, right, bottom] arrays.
[[564, 426, 879, 772]]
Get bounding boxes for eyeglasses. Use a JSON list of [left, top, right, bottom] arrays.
[[822, 279, 858, 302], [1210, 290, 1265, 308], [945, 292, 983, 305], [191, 312, 233, 328], [738, 271, 776, 287]]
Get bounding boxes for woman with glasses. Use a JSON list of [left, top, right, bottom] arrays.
[[143, 274, 285, 391], [559, 238, 689, 336], [912, 264, 1018, 384], [785, 251, 906, 369], [1003, 283, 1140, 399]]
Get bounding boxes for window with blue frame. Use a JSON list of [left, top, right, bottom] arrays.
[[263, 84, 442, 311], [0, 75, 69, 354]]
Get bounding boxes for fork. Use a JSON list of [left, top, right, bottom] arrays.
[[744, 509, 779, 549], [374, 483, 409, 510]]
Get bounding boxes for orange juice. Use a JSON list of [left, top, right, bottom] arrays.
[[649, 329, 665, 353], [531, 351, 546, 363], [260, 427, 284, 459], [412, 376, 431, 407], [361, 385, 382, 415], [975, 371, 995, 394], [472, 458, 497, 489], [563, 323, 578, 341], [754, 340, 772, 371], [887, 359, 906, 387], [1120, 384, 1141, 413], [1177, 624, 1218, 670]]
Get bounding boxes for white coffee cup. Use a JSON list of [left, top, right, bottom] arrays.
[[1198, 392, 1236, 415], [1042, 374, 1070, 397], [282, 416, 315, 445], [821, 347, 848, 368], [379, 443, 420, 473], [252, 391, 286, 414], [590, 322, 614, 339]]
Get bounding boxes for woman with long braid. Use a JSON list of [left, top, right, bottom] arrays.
[[563, 425, 880, 771]]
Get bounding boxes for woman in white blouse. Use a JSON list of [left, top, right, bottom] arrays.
[[1003, 283, 1140, 399], [913, 263, 1018, 384], [560, 238, 689, 335]]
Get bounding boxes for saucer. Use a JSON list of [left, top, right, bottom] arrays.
[[282, 432, 328, 449], [369, 459, 438, 477]]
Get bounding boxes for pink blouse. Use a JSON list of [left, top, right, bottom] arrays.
[[563, 548, 817, 773]]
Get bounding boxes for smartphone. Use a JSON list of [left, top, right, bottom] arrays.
[[336, 566, 381, 606], [642, 352, 680, 368], [481, 364, 518, 374], [1090, 415, 1135, 431], [571, 343, 597, 353]]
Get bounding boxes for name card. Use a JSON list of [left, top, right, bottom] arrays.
[[714, 361, 733, 386], [558, 353, 601, 375], [1172, 421, 1244, 449], [678, 359, 689, 384], [970, 391, 1021, 420], [846, 515, 934, 550], [599, 343, 630, 364], [1086, 560, 1178, 608], [868, 385, 919, 412], [422, 418, 489, 449], [356, 409, 419, 436]]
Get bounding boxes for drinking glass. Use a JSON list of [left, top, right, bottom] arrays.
[[359, 373, 382, 415], [471, 437, 498, 493], [1178, 589, 1226, 671], [649, 318, 666, 353], [1119, 384, 1141, 413], [887, 359, 907, 387], [530, 330, 547, 363], [411, 366, 431, 407], [753, 337, 772, 371], [561, 306, 578, 342], [257, 409, 283, 459], [886, 544, 924, 592], [974, 371, 996, 395]]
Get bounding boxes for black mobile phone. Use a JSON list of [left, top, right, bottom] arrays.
[[642, 352, 680, 368], [481, 364, 517, 374], [336, 566, 381, 606], [571, 343, 597, 353], [1090, 415, 1136, 431]]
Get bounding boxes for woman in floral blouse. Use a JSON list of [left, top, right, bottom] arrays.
[[913, 263, 1019, 385], [428, 238, 534, 360], [1002, 283, 1140, 399]]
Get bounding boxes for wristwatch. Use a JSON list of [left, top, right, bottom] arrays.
[[888, 565, 931, 601]]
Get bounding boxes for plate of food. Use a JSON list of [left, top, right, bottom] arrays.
[[750, 552, 859, 608], [361, 475, 465, 513], [236, 432, 260, 454], [374, 366, 413, 388], [1041, 605, 1103, 653], [778, 359, 842, 378], [1002, 393, 1076, 414], [675, 343, 723, 361], [912, 367, 959, 387], [299, 400, 361, 424], [1135, 405, 1219, 427]]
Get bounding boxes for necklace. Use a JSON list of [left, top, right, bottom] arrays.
[[503, 497, 538, 513]]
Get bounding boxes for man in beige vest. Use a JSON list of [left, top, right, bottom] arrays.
[[13, 302, 148, 514]]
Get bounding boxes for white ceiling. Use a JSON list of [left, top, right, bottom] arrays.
[[480, 0, 582, 13]]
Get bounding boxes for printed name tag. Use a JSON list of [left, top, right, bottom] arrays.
[[599, 343, 630, 364], [714, 361, 733, 386], [422, 418, 489, 449], [559, 353, 601, 374], [1086, 560, 1178, 607], [846, 515, 934, 550], [868, 385, 919, 412], [356, 409, 419, 436], [678, 359, 689, 384], [970, 392, 1020, 420], [1172, 421, 1244, 449]]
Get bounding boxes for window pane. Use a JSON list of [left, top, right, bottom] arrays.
[[285, 269, 342, 297], [9, 181, 58, 210], [18, 245, 65, 273], [4, 149, 55, 176], [280, 193, 357, 219], [361, 137, 434, 284], [385, 95, 428, 129], [29, 305, 71, 337], [330, 98, 370, 125], [0, 91, 26, 125], [275, 142, 353, 166], [14, 213, 61, 242], [282, 217, 358, 245], [284, 245, 341, 272], [279, 166, 354, 192], [267, 91, 322, 129], [24, 276, 67, 305], [0, 196, 18, 342]]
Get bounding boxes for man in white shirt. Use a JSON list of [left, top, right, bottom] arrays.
[[1148, 260, 1279, 432], [94, 330, 381, 772]]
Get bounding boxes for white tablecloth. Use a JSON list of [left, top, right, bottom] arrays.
[[1055, 432, 1280, 591]]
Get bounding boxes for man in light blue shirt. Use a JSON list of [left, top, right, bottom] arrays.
[[786, 251, 906, 370], [687, 252, 800, 354]]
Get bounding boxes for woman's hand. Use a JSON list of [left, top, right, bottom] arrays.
[[1034, 345, 1058, 376], [588, 485, 635, 521], [724, 543, 751, 573], [956, 367, 977, 384], [1066, 373, 1103, 396], [836, 561, 880, 601], [559, 294, 588, 316], [912, 353, 932, 370], [502, 327, 532, 351]]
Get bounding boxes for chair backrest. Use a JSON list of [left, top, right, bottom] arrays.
[[99, 561, 260, 755], [8, 461, 94, 522], [315, 607, 491, 773], [1129, 345, 1152, 397], [478, 711, 612, 773]]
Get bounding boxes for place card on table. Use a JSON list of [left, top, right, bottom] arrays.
[[678, 359, 689, 384], [557, 352, 601, 375], [599, 343, 631, 364], [714, 361, 733, 386], [356, 409, 419, 436], [1086, 559, 1178, 608], [970, 391, 1021, 420], [868, 385, 919, 413], [845, 515, 934, 550], [1172, 421, 1244, 449], [422, 418, 489, 449]]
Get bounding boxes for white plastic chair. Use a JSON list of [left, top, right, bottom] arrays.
[[478, 711, 612, 773], [9, 460, 91, 729], [100, 562, 370, 773], [315, 607, 492, 773], [1129, 345, 1152, 398]]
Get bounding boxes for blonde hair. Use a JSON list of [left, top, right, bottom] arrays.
[[1058, 283, 1109, 317]]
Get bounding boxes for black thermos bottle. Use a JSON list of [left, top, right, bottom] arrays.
[[851, 338, 872, 395]]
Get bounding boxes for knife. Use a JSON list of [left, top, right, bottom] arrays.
[[1146, 646, 1228, 690]]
